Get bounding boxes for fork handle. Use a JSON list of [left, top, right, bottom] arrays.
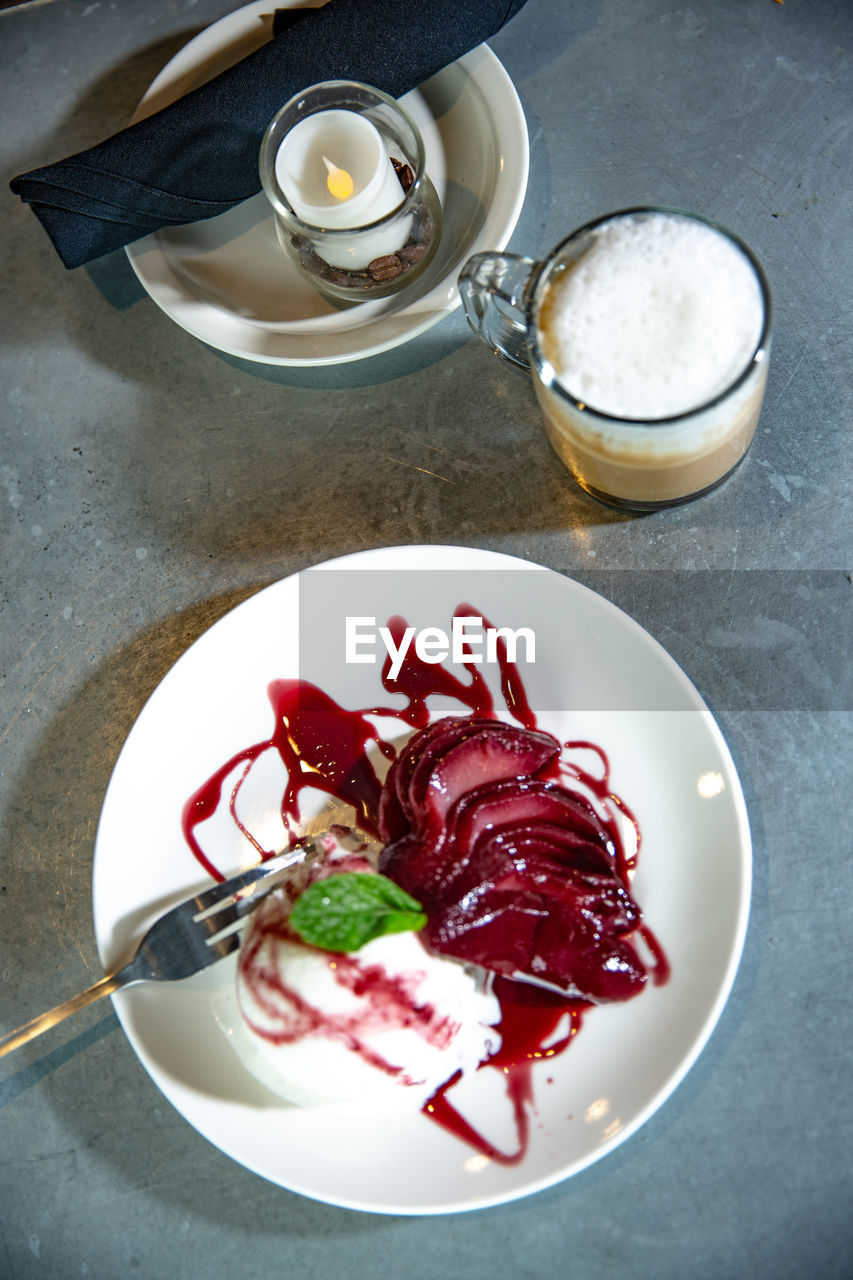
[[0, 971, 125, 1059]]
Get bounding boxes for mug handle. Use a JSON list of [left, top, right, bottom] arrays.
[[458, 252, 540, 371]]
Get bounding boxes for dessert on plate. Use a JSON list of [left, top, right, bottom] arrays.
[[184, 608, 668, 1159], [225, 716, 662, 1129], [231, 831, 500, 1107]]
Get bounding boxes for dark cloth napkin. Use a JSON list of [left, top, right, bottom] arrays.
[[10, 0, 528, 269]]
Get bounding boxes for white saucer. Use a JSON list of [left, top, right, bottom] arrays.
[[93, 546, 752, 1215], [125, 1, 529, 365]]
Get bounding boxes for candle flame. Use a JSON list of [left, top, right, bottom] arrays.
[[322, 155, 354, 201]]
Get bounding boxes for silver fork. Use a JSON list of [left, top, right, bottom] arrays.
[[0, 842, 317, 1059]]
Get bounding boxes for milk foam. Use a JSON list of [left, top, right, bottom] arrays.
[[539, 213, 764, 419]]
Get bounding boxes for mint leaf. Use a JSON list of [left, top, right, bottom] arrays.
[[289, 873, 427, 952]]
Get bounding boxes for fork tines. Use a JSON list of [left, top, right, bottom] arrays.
[[190, 843, 314, 948]]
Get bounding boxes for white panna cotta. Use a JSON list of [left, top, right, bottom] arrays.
[[231, 875, 500, 1108]]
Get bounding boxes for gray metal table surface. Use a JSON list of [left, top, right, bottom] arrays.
[[1, 0, 850, 1277]]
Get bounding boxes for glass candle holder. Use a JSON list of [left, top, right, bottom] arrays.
[[259, 80, 442, 303]]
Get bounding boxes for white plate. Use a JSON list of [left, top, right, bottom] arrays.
[[125, 1, 529, 364], [93, 546, 751, 1214]]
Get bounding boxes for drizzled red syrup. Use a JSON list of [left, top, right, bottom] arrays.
[[181, 604, 668, 1163], [425, 979, 588, 1165], [181, 604, 525, 871]]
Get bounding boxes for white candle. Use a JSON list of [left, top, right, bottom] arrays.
[[274, 109, 411, 270]]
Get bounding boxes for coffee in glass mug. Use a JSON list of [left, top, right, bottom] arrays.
[[459, 208, 772, 510]]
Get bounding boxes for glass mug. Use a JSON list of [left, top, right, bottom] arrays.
[[459, 207, 772, 511]]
